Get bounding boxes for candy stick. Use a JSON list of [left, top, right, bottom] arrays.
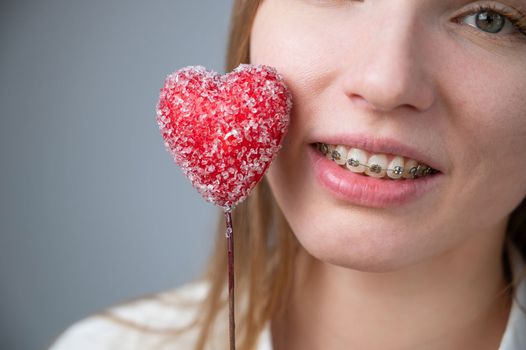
[[156, 64, 292, 349], [224, 207, 235, 350]]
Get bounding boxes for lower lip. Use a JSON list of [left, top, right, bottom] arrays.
[[309, 146, 443, 208]]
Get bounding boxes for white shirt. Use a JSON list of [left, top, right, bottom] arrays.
[[50, 245, 526, 350]]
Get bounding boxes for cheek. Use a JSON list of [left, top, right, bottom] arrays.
[[250, 1, 339, 94], [250, 0, 344, 165], [440, 53, 526, 228]]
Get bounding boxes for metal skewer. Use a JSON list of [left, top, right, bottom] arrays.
[[224, 207, 236, 350]]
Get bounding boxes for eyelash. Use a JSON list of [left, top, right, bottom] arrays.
[[456, 3, 526, 40]]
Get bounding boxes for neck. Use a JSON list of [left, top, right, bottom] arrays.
[[272, 223, 512, 350]]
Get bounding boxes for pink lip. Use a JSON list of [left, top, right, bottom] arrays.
[[309, 133, 444, 172], [309, 146, 443, 208]]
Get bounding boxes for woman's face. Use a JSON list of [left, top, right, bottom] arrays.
[[250, 0, 526, 271]]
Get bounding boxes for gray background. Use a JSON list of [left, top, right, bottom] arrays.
[[0, 1, 233, 348]]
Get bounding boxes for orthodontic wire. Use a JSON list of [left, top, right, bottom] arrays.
[[318, 143, 436, 178]]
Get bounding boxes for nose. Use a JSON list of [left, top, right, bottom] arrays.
[[342, 9, 435, 113]]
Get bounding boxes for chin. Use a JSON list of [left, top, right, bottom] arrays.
[[295, 225, 424, 272], [280, 201, 449, 273]]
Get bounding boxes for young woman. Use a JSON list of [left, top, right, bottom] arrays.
[[51, 0, 526, 349]]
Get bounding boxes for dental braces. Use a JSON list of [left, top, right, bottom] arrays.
[[317, 143, 439, 179]]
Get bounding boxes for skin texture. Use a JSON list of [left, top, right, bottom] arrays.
[[250, 0, 526, 349]]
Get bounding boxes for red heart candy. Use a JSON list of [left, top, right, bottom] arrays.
[[156, 64, 292, 208]]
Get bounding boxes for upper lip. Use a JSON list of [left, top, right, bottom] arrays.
[[311, 133, 445, 173]]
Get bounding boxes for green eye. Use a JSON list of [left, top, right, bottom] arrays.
[[460, 6, 525, 36], [475, 10, 505, 33]]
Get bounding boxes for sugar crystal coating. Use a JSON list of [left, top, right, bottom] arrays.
[[156, 64, 292, 208]]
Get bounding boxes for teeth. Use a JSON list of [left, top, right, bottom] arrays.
[[387, 156, 404, 179], [403, 159, 418, 179], [346, 148, 368, 173], [318, 143, 330, 157], [325, 144, 335, 160], [332, 145, 348, 165], [317, 143, 437, 180], [365, 154, 388, 178]]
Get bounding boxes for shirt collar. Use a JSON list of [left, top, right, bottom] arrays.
[[256, 243, 526, 350]]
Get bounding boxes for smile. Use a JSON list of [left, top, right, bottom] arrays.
[[316, 143, 440, 180]]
